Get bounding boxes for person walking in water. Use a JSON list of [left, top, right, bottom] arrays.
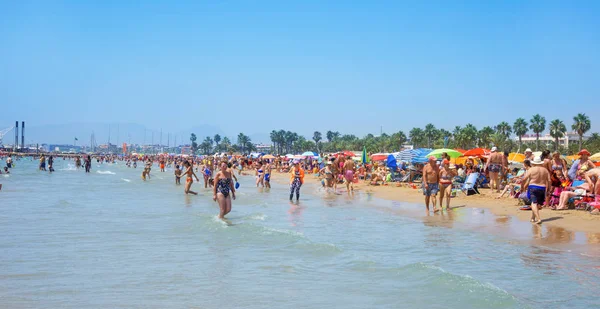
[[289, 160, 305, 201], [343, 156, 356, 193], [48, 155, 54, 173], [213, 161, 236, 219], [422, 156, 440, 213], [84, 155, 92, 173], [181, 160, 199, 195], [39, 154, 46, 171], [521, 156, 551, 224]]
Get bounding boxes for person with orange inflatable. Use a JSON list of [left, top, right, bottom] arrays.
[[289, 160, 305, 201]]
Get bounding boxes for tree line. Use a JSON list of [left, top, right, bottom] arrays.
[[187, 113, 597, 155]]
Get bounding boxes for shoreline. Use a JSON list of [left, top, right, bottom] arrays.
[[266, 171, 600, 235]]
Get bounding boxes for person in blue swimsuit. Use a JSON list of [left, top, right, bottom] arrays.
[[203, 164, 212, 188], [264, 161, 272, 189], [256, 161, 265, 188], [213, 162, 236, 219]]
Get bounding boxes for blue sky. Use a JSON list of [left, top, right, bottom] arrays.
[[1, 0, 599, 144]]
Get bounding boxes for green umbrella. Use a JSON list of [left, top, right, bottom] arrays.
[[426, 148, 463, 159]]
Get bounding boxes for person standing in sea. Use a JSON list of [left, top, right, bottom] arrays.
[[48, 155, 54, 173], [213, 161, 236, 219], [343, 156, 356, 193], [181, 160, 200, 195], [422, 156, 440, 213], [289, 160, 305, 201], [39, 154, 46, 171], [6, 154, 12, 169], [521, 156, 551, 224], [84, 155, 92, 173]]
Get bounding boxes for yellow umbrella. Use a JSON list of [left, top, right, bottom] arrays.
[[263, 154, 275, 159], [508, 153, 525, 163], [590, 152, 600, 161]]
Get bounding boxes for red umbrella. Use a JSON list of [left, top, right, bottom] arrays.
[[454, 148, 467, 154], [340, 150, 356, 157], [463, 148, 490, 157], [370, 153, 388, 161]]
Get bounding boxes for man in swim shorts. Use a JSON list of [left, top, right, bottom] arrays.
[[343, 156, 356, 193], [422, 156, 440, 213], [522, 156, 551, 224], [485, 147, 505, 193]]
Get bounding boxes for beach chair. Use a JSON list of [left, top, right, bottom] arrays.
[[461, 173, 480, 196]]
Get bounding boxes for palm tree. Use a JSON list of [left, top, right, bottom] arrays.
[[221, 136, 231, 152], [423, 123, 438, 148], [495, 122, 512, 138], [409, 128, 425, 148], [313, 131, 322, 154], [572, 113, 591, 151], [529, 114, 546, 150], [237, 133, 250, 154], [391, 131, 407, 151], [549, 119, 567, 151], [478, 126, 495, 148], [190, 133, 198, 154], [513, 118, 528, 151], [213, 134, 221, 152], [490, 133, 507, 150], [462, 124, 478, 149]]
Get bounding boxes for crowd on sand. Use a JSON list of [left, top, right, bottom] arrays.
[[2, 147, 600, 226]]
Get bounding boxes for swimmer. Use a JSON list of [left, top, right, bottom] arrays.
[[181, 161, 200, 195], [213, 161, 236, 219]]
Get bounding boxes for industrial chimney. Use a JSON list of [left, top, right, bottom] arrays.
[[21, 121, 25, 151]]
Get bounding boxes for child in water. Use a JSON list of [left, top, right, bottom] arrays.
[[174, 165, 182, 185]]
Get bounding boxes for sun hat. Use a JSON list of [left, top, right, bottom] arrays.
[[578, 149, 591, 156], [293, 159, 300, 164], [531, 156, 544, 165], [491, 146, 497, 152], [525, 148, 532, 153], [449, 164, 456, 169]]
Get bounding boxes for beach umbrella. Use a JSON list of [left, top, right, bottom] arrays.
[[371, 153, 389, 161], [426, 148, 463, 159], [463, 148, 490, 157], [397, 149, 418, 162], [301, 151, 318, 157], [590, 152, 600, 161], [285, 154, 294, 159], [454, 148, 467, 154], [386, 154, 397, 169], [340, 150, 356, 157], [508, 153, 525, 163], [362, 146, 369, 164], [263, 154, 275, 159]]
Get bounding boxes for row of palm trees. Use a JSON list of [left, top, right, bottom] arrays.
[[266, 113, 594, 155], [189, 133, 256, 155]]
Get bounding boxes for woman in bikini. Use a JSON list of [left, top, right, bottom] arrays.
[[438, 159, 457, 211], [264, 161, 272, 189], [256, 161, 265, 187], [576, 149, 596, 180], [289, 160, 305, 201], [213, 162, 236, 219], [181, 160, 200, 195]]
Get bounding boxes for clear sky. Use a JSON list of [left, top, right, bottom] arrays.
[[1, 0, 599, 142]]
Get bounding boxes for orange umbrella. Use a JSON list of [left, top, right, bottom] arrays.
[[508, 153, 525, 163], [463, 148, 490, 157], [454, 148, 467, 154]]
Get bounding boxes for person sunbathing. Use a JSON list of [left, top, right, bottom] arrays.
[[554, 182, 593, 210]]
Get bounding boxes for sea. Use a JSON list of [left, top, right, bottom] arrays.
[[1, 158, 599, 308]]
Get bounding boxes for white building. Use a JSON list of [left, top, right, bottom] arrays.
[[254, 144, 272, 153], [515, 132, 588, 148]]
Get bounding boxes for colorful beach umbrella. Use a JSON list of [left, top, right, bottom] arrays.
[[301, 151, 318, 157], [426, 148, 463, 159], [590, 152, 600, 161], [454, 148, 467, 154], [263, 154, 275, 159], [361, 146, 368, 164], [508, 153, 525, 163], [370, 153, 389, 161], [463, 148, 490, 157], [340, 150, 356, 157]]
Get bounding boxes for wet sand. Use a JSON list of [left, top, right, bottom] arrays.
[[266, 171, 600, 235]]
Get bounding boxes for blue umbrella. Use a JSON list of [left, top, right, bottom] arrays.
[[386, 154, 397, 170], [302, 151, 317, 157]]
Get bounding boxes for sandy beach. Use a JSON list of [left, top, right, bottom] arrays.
[[267, 171, 600, 234]]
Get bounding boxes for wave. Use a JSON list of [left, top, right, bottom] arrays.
[[121, 178, 131, 182], [96, 171, 116, 175], [59, 164, 78, 171]]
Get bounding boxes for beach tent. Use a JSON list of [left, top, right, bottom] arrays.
[[426, 148, 463, 159]]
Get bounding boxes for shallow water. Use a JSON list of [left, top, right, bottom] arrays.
[[1, 159, 599, 308]]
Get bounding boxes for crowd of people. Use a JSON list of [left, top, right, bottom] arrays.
[[2, 147, 599, 224]]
